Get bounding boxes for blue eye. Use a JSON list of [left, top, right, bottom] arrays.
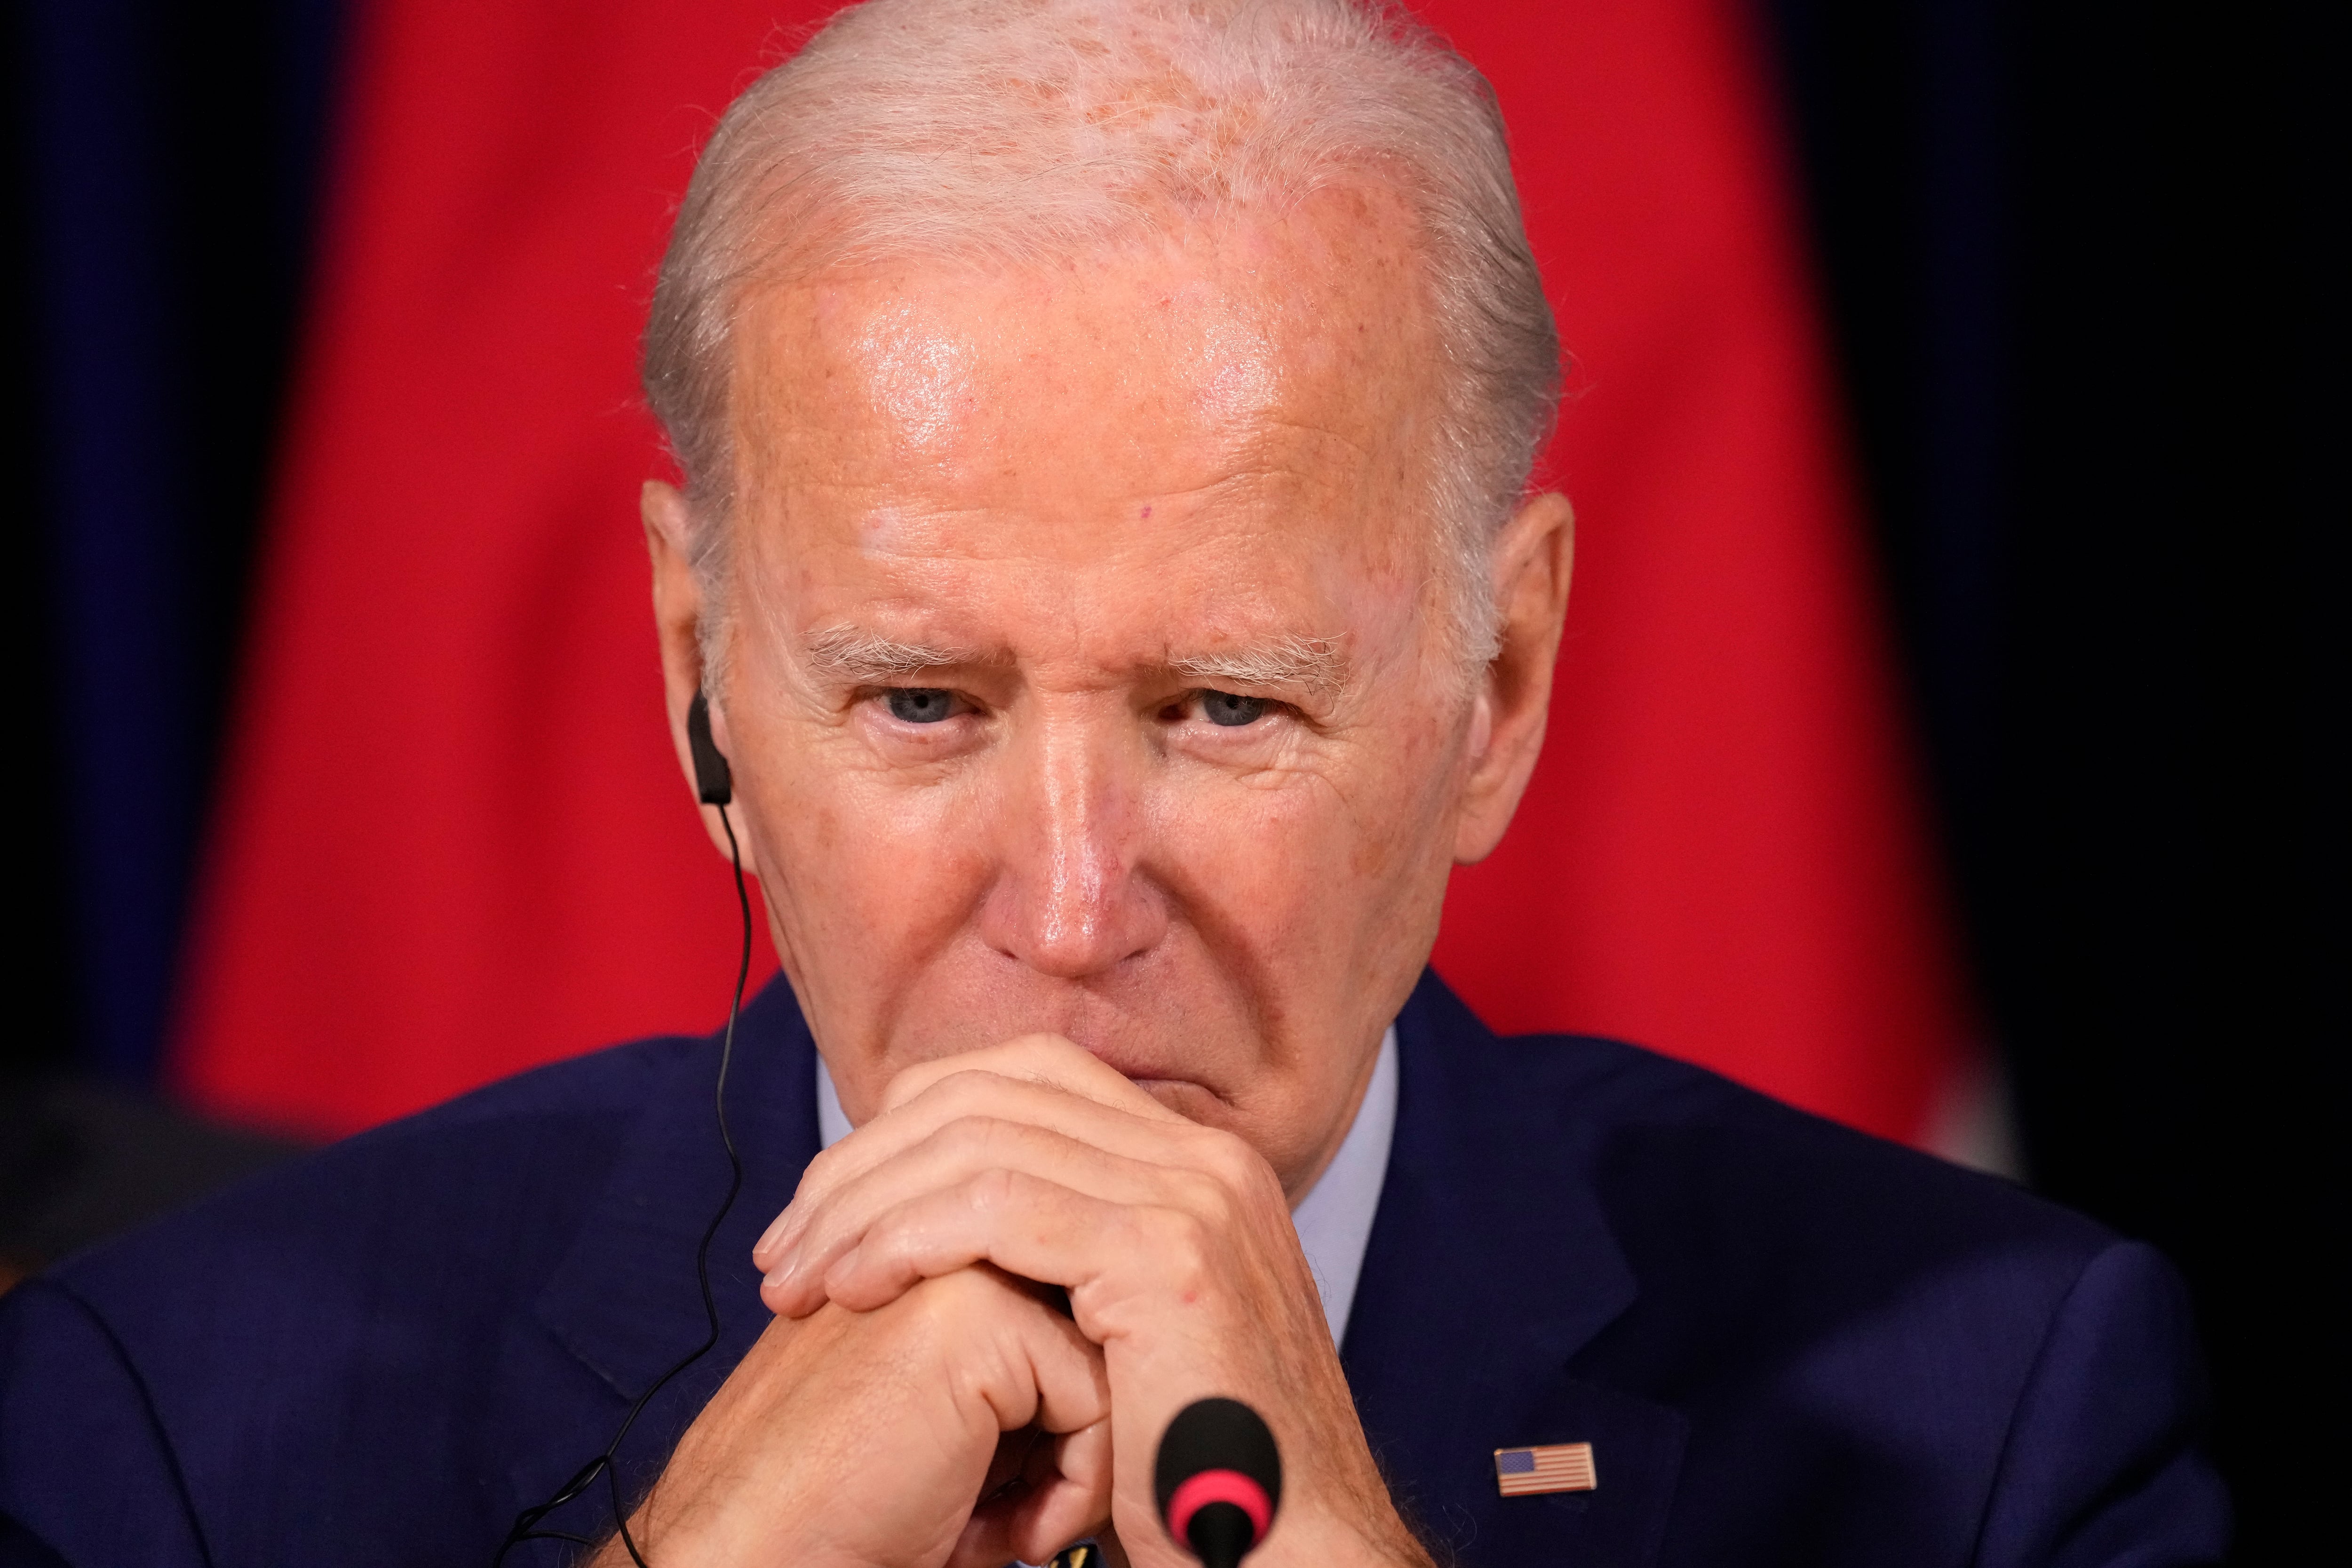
[[886, 687, 957, 724], [1200, 691, 1268, 727]]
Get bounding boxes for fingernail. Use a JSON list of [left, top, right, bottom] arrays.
[[754, 1213, 794, 1264], [763, 1260, 797, 1296]]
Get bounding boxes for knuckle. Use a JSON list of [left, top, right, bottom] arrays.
[[929, 1265, 997, 1307], [947, 1066, 1022, 1106], [934, 1114, 1035, 1168], [931, 1113, 996, 1159], [792, 1141, 843, 1195], [879, 1059, 935, 1110], [885, 1059, 989, 1116], [1140, 1206, 1214, 1284], [902, 1280, 969, 1348], [907, 1264, 992, 1330], [967, 1163, 1025, 1214], [1168, 1168, 1230, 1222], [1179, 1124, 1276, 1213], [1179, 1122, 1239, 1176], [1203, 1127, 1270, 1189]]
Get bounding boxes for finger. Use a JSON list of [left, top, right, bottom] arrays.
[[756, 1065, 1216, 1271], [761, 1115, 1211, 1316], [950, 1417, 1113, 1568], [819, 1170, 1227, 1342], [985, 1264, 1115, 1441], [882, 1033, 1185, 1121], [759, 1071, 1161, 1271], [977, 1288, 1115, 1562], [755, 1032, 1205, 1272]]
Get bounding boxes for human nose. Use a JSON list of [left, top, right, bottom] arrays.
[[977, 711, 1166, 979]]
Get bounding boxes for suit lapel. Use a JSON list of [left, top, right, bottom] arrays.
[[1343, 972, 1686, 1566], [523, 978, 820, 1496]]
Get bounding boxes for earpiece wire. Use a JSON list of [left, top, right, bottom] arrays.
[[493, 804, 753, 1565]]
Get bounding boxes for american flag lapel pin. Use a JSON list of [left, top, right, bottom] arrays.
[[1494, 1442, 1598, 1496]]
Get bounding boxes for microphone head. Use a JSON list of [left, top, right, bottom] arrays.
[[1154, 1397, 1282, 1568]]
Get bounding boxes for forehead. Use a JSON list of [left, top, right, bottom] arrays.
[[713, 187, 1459, 687], [726, 182, 1439, 565]]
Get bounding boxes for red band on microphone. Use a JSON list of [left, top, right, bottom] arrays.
[[1167, 1468, 1273, 1543]]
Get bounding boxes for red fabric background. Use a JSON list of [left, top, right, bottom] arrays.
[[175, 0, 1969, 1142]]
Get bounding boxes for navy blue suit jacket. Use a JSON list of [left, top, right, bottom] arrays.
[[0, 972, 2227, 1565]]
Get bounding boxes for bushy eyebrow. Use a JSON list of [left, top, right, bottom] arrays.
[[804, 624, 1351, 700], [1168, 637, 1350, 701], [803, 625, 991, 684]]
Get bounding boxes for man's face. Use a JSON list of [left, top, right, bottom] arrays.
[[656, 185, 1553, 1197]]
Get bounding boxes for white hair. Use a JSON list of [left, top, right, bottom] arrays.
[[643, 0, 1559, 670]]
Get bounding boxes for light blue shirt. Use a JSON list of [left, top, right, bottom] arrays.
[[814, 1026, 1398, 1345]]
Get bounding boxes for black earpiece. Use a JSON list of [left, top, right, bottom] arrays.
[[687, 688, 734, 807]]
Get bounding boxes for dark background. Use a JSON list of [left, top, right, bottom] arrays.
[[3, 0, 2341, 1557]]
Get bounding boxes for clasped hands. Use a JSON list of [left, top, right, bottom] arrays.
[[590, 1034, 1427, 1568]]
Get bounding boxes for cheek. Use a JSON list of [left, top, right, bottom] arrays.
[[1148, 761, 1415, 946], [751, 740, 995, 948], [1348, 762, 1448, 886], [1331, 705, 1471, 892]]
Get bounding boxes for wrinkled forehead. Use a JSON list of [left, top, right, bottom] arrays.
[[722, 181, 1445, 552]]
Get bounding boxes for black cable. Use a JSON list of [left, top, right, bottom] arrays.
[[494, 806, 753, 1566]]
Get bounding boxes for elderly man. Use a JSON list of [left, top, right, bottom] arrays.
[[0, 2, 2225, 1566]]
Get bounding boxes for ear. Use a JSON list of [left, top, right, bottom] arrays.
[[644, 480, 742, 862], [1453, 490, 1574, 864]]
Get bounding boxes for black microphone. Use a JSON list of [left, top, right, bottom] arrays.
[[1154, 1398, 1282, 1568]]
